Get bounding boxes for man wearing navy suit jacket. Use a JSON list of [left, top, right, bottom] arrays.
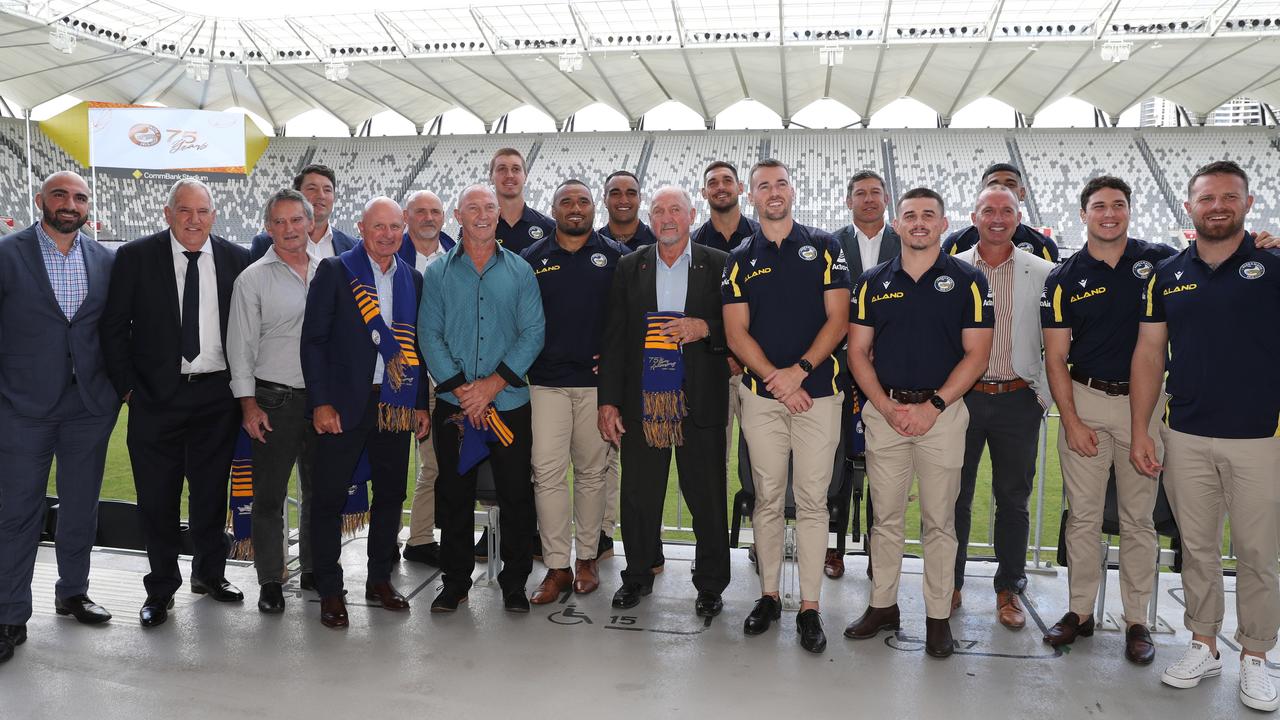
[[248, 164, 357, 262], [0, 173, 120, 664], [101, 178, 251, 627]]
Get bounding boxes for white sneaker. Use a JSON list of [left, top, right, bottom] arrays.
[[1161, 640, 1223, 688], [1240, 656, 1280, 712]]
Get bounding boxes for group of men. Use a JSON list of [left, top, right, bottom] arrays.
[[0, 146, 1275, 716]]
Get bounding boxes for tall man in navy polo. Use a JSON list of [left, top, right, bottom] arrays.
[[844, 187, 993, 659], [942, 164, 1059, 263], [1132, 161, 1280, 713], [723, 159, 850, 654], [420, 184, 545, 614], [521, 181, 628, 604], [491, 148, 555, 255]]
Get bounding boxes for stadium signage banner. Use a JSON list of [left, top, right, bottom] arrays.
[[87, 103, 246, 175]]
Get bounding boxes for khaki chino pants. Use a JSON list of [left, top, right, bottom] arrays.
[[530, 386, 612, 568]]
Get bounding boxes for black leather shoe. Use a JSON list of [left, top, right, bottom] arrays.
[[139, 596, 174, 628], [503, 590, 530, 614], [54, 594, 112, 624], [611, 583, 651, 609], [474, 528, 489, 561], [402, 542, 441, 566], [431, 585, 468, 613], [1043, 612, 1095, 647], [299, 572, 315, 592], [257, 582, 285, 614], [0, 625, 21, 664], [695, 591, 723, 618], [1125, 623, 1156, 665], [597, 532, 615, 561], [797, 609, 827, 653], [191, 577, 244, 603], [743, 595, 782, 636], [844, 604, 901, 639], [0, 637, 12, 664], [925, 617, 955, 658]]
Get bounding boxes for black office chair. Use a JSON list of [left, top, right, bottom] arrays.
[[95, 499, 147, 551], [43, 495, 60, 542], [1055, 465, 1182, 572]]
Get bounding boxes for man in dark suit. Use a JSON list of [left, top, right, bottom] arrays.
[[598, 185, 731, 616], [101, 178, 251, 627], [0, 172, 119, 664], [248, 164, 357, 261]]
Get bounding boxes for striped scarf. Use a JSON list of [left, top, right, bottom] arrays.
[[641, 311, 687, 448], [227, 430, 254, 560], [450, 407, 514, 474]]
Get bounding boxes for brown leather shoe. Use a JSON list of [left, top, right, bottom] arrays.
[[824, 549, 845, 579], [1125, 623, 1156, 665], [1043, 612, 1094, 646], [320, 595, 349, 629], [925, 617, 954, 658], [530, 568, 574, 605], [365, 581, 409, 610], [573, 559, 599, 595], [996, 590, 1026, 630], [843, 604, 901, 639], [951, 589, 962, 611]]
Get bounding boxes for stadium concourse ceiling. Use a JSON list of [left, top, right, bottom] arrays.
[[2, 0, 1280, 131]]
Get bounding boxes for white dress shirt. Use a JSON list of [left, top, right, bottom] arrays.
[[171, 233, 225, 373], [414, 241, 449, 275], [310, 224, 335, 259], [856, 226, 884, 275], [371, 259, 397, 385]]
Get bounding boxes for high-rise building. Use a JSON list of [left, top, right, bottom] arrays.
[[1139, 98, 1178, 127], [1209, 97, 1265, 126]]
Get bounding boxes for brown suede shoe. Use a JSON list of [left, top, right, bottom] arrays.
[[573, 559, 599, 595], [996, 590, 1026, 630], [951, 589, 962, 611], [925, 617, 955, 658], [1043, 612, 1094, 646], [824, 549, 845, 579], [530, 568, 574, 605], [843, 604, 901, 639], [1125, 623, 1156, 665]]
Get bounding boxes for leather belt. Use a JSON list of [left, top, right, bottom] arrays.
[[255, 379, 304, 393], [1069, 368, 1129, 396], [884, 387, 936, 404], [180, 370, 229, 383], [972, 378, 1029, 395], [371, 384, 382, 393]]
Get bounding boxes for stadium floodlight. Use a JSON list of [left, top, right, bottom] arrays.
[[818, 45, 844, 67], [49, 25, 76, 54], [185, 59, 210, 82], [324, 61, 350, 82], [559, 50, 583, 73], [1100, 39, 1132, 63]]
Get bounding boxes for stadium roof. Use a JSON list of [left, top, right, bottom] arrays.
[[2, 0, 1280, 131]]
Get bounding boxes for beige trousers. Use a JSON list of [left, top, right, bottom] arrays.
[[530, 386, 612, 568], [738, 386, 843, 603], [407, 386, 438, 545], [864, 400, 968, 620], [1160, 426, 1280, 653]]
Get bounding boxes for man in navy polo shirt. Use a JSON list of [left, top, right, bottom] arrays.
[[844, 187, 993, 660], [521, 180, 628, 604], [491, 147, 555, 255], [598, 171, 656, 251], [1132, 161, 1280, 713], [941, 163, 1059, 263], [722, 158, 850, 654]]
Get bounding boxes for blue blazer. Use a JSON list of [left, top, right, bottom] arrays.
[[396, 230, 455, 267], [0, 224, 118, 416], [249, 226, 357, 262], [300, 252, 428, 428]]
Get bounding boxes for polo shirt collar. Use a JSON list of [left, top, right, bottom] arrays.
[[1188, 232, 1256, 265], [552, 230, 604, 255], [750, 222, 805, 251], [888, 248, 947, 276]]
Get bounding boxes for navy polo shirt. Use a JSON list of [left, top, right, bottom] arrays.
[[851, 252, 992, 391], [521, 231, 630, 387], [1042, 238, 1176, 383], [1141, 233, 1280, 439], [693, 215, 759, 253], [943, 223, 1060, 262], [721, 223, 851, 399], [599, 221, 656, 251], [497, 204, 556, 255]]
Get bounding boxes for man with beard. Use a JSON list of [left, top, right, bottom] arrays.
[[521, 181, 628, 603], [1133, 161, 1280, 713], [0, 172, 119, 664], [249, 164, 357, 262], [942, 164, 1059, 263], [598, 171, 656, 251], [491, 148, 555, 255]]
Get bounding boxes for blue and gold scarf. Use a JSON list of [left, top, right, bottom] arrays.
[[227, 430, 254, 560], [450, 407, 514, 474], [642, 311, 687, 448]]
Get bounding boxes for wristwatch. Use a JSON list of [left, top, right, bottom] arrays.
[[797, 359, 813, 375], [929, 394, 946, 412]]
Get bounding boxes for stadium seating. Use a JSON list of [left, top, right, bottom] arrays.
[[523, 131, 645, 223], [889, 130, 1011, 230], [769, 129, 883, 231], [1143, 127, 1280, 233], [644, 131, 764, 223]]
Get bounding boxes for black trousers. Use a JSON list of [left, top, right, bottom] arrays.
[[619, 418, 730, 593], [127, 379, 239, 598], [434, 400, 535, 595], [309, 390, 409, 598], [953, 387, 1043, 592]]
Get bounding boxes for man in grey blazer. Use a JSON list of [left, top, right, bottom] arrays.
[[952, 185, 1053, 629], [0, 172, 120, 664]]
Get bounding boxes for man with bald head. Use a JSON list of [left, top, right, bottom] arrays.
[[598, 185, 731, 615], [301, 196, 430, 628], [950, 184, 1053, 628], [420, 184, 544, 613], [0, 172, 119, 662]]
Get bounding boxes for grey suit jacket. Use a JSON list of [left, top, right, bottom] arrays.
[[0, 223, 118, 416], [833, 223, 902, 280]]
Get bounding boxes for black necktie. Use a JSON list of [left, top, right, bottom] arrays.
[[181, 250, 201, 363]]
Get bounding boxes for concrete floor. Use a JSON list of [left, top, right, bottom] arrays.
[[0, 537, 1269, 720]]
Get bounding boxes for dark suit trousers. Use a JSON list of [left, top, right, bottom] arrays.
[[619, 419, 730, 594], [0, 384, 118, 624], [127, 379, 239, 598], [433, 400, 535, 595], [309, 390, 409, 598], [953, 387, 1043, 592]]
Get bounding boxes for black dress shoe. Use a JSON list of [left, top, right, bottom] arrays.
[[54, 594, 112, 624], [139, 596, 174, 628], [431, 585, 468, 613], [743, 595, 782, 636], [0, 624, 25, 645], [503, 590, 530, 613], [299, 572, 316, 592], [402, 542, 441, 566], [611, 583, 651, 609], [0, 637, 12, 664], [474, 528, 489, 561], [191, 577, 244, 603], [1125, 623, 1156, 665], [257, 583, 285, 614], [844, 604, 901, 639], [797, 609, 827, 653], [925, 617, 955, 658], [695, 591, 723, 618], [1043, 612, 1095, 647]]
